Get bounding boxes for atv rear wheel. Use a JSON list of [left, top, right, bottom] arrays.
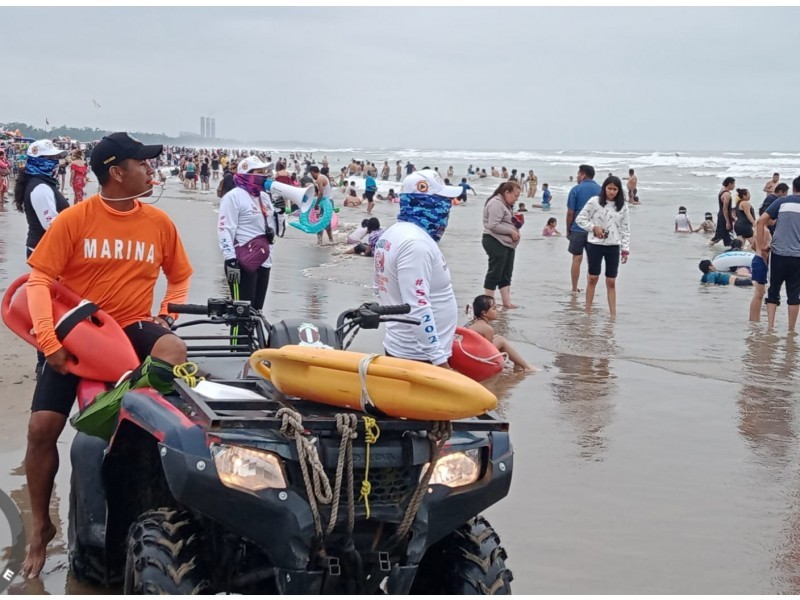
[[411, 516, 513, 594], [123, 507, 213, 594]]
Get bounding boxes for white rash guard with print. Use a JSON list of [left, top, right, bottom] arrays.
[[373, 221, 458, 365]]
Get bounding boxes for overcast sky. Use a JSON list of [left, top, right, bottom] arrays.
[[2, 7, 796, 151]]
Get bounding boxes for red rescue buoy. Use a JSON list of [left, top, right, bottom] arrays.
[[1, 274, 140, 382], [449, 326, 505, 382]]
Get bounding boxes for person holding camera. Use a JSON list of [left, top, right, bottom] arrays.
[[218, 155, 276, 311], [575, 175, 631, 319]]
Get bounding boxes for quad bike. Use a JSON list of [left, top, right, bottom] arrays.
[[67, 298, 514, 594]]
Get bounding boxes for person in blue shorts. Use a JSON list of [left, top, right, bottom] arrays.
[[566, 165, 601, 293], [698, 260, 752, 286]]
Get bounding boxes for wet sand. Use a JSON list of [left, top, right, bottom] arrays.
[[3, 174, 800, 593]]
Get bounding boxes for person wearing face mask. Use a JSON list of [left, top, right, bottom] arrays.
[[372, 169, 463, 366], [218, 155, 276, 312], [14, 139, 70, 258]]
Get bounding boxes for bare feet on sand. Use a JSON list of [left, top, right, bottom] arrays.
[[502, 303, 519, 309], [20, 521, 56, 578]]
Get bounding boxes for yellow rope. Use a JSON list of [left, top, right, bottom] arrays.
[[173, 362, 203, 388], [359, 416, 381, 519]]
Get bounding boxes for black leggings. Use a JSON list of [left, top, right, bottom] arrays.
[[229, 266, 271, 311], [766, 252, 800, 306], [586, 243, 620, 278], [482, 234, 515, 290]]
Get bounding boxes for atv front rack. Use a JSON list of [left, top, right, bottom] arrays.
[[173, 379, 509, 433]]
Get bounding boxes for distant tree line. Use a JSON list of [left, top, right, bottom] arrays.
[[0, 121, 175, 143]]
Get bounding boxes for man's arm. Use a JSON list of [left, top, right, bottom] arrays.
[[565, 187, 578, 233], [29, 184, 60, 231], [217, 195, 240, 261]]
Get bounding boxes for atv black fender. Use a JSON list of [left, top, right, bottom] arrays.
[[69, 432, 110, 554]]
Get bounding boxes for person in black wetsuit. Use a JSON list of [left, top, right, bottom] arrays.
[[733, 188, 757, 248], [710, 176, 736, 247]]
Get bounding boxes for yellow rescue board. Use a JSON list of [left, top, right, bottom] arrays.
[[250, 346, 498, 420]]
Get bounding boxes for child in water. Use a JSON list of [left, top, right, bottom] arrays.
[[468, 295, 537, 373], [542, 217, 561, 237], [675, 206, 693, 233], [694, 212, 715, 233]]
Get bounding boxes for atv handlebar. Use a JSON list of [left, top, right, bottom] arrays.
[[365, 303, 410, 316], [167, 303, 209, 315]]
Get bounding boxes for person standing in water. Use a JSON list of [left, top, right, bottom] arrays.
[[566, 164, 602, 293], [626, 168, 638, 203], [575, 175, 631, 318], [482, 181, 522, 309], [309, 165, 335, 245], [710, 177, 735, 247], [763, 172, 779, 198]]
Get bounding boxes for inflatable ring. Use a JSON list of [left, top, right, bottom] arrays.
[[290, 197, 334, 234], [309, 204, 339, 230], [711, 250, 755, 272]]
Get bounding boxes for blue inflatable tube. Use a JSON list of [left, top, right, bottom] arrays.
[[290, 198, 333, 234]]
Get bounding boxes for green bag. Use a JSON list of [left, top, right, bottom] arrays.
[[70, 356, 176, 441]]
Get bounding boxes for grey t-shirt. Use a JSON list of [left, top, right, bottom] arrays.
[[766, 195, 800, 257]]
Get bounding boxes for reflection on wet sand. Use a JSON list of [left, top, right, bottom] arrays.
[[550, 318, 618, 461], [737, 331, 798, 466]]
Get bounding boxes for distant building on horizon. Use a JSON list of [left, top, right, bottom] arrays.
[[199, 116, 216, 140]]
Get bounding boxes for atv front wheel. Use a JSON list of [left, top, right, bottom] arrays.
[[123, 508, 212, 594], [411, 516, 513, 594]]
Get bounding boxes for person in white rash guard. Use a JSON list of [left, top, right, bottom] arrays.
[[373, 169, 463, 366], [217, 155, 276, 311], [14, 140, 70, 258]]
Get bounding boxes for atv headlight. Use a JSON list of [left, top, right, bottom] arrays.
[[427, 448, 481, 488], [210, 443, 287, 493]]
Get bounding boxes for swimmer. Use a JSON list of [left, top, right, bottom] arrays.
[[517, 202, 528, 212], [468, 295, 537, 373], [694, 212, 715, 233], [542, 217, 562, 237], [698, 260, 753, 287], [675, 206, 693, 233]]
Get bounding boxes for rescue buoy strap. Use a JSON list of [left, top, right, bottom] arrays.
[[54, 300, 100, 342]]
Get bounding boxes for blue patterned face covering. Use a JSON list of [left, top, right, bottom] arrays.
[[398, 193, 452, 242], [25, 155, 59, 179]]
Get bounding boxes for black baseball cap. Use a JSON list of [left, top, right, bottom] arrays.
[[90, 132, 162, 176]]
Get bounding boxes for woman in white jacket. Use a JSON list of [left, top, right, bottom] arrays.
[[218, 156, 276, 311], [575, 175, 631, 318]]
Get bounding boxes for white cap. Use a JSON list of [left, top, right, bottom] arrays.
[[400, 169, 463, 198], [237, 155, 273, 174], [27, 139, 67, 158]]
